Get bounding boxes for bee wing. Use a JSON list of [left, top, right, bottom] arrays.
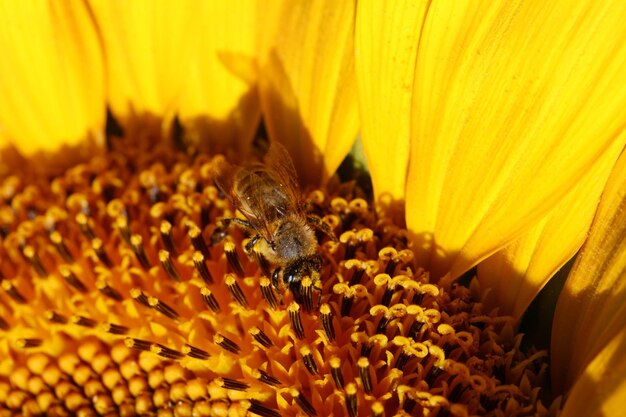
[[263, 141, 303, 210]]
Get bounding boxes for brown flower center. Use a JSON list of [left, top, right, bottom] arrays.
[[0, 130, 550, 416]]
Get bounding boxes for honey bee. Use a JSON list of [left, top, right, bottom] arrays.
[[211, 142, 334, 307]]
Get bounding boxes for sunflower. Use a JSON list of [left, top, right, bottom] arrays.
[[1, 1, 625, 416]]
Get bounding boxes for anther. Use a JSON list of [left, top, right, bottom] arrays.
[[253, 246, 271, 277], [408, 320, 425, 340], [76, 213, 96, 240], [200, 287, 221, 313], [249, 327, 273, 348], [148, 296, 180, 321], [45, 310, 68, 324], [358, 357, 373, 394], [2, 280, 26, 304], [347, 264, 365, 286], [345, 383, 358, 417], [425, 365, 444, 387], [300, 346, 318, 376], [403, 396, 417, 413], [375, 315, 391, 335], [213, 334, 240, 354], [329, 357, 345, 389], [188, 226, 210, 259], [182, 344, 210, 360], [224, 239, 244, 277], [101, 323, 129, 335], [49, 231, 73, 263], [225, 273, 248, 308], [0, 316, 8, 330], [395, 346, 413, 371], [300, 277, 314, 313], [291, 389, 316, 417], [254, 369, 281, 387], [216, 377, 249, 391], [411, 291, 425, 306], [124, 338, 152, 352], [71, 315, 97, 328], [96, 279, 124, 301], [92, 238, 113, 267], [193, 252, 213, 284], [130, 234, 151, 269], [288, 302, 305, 340], [114, 216, 131, 244], [160, 220, 177, 256], [130, 288, 151, 308], [23, 245, 47, 278], [242, 400, 281, 417], [59, 266, 88, 293], [320, 304, 335, 342], [150, 344, 184, 360], [158, 250, 181, 282], [16, 338, 42, 348], [260, 277, 278, 310], [341, 294, 354, 317]]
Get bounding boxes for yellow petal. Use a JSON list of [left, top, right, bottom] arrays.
[[89, 0, 200, 119], [259, 0, 358, 185], [356, 0, 429, 206], [176, 1, 260, 154], [0, 1, 104, 154], [406, 1, 626, 278], [477, 138, 624, 319], [560, 326, 626, 417], [552, 148, 626, 395]]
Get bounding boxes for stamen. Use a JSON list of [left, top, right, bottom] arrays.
[[130, 234, 151, 269], [371, 402, 384, 417], [253, 246, 271, 277], [357, 357, 373, 394], [188, 226, 210, 259], [96, 279, 124, 301], [114, 216, 131, 244], [92, 238, 113, 267], [150, 344, 184, 360], [75, 212, 96, 240], [193, 252, 213, 284], [403, 396, 416, 413], [329, 356, 345, 389], [242, 400, 281, 417], [260, 277, 278, 310], [345, 259, 365, 285], [200, 287, 221, 313], [213, 334, 240, 354], [341, 293, 354, 317], [224, 239, 244, 277], [345, 382, 358, 417], [225, 273, 248, 308], [160, 220, 177, 256], [49, 231, 73, 263], [2, 280, 26, 304], [16, 338, 42, 348], [100, 323, 129, 335], [408, 320, 425, 340], [23, 245, 47, 278], [288, 302, 305, 340], [300, 346, 318, 376], [320, 303, 336, 342], [158, 250, 181, 282], [59, 266, 88, 293], [425, 365, 444, 387], [182, 344, 210, 360], [71, 315, 97, 328], [375, 315, 391, 335], [147, 296, 180, 321], [249, 327, 273, 348], [124, 337, 152, 352], [130, 288, 151, 308], [45, 310, 68, 324], [253, 369, 282, 387], [300, 277, 314, 312], [291, 389, 316, 417], [394, 346, 413, 371], [0, 316, 8, 330], [216, 377, 249, 391]]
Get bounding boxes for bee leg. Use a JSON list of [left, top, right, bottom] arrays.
[[306, 214, 337, 241], [210, 218, 255, 245], [244, 234, 262, 256]]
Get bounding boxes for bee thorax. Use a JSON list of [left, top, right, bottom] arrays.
[[271, 217, 317, 264]]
